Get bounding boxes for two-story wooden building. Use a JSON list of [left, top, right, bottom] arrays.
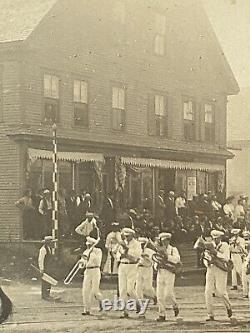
[[0, 0, 239, 241]]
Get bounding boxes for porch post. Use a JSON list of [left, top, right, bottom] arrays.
[[52, 123, 58, 254]]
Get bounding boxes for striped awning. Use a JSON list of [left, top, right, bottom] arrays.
[[121, 156, 224, 172], [28, 148, 104, 163]]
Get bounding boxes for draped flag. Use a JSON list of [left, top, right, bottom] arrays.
[[115, 157, 126, 192]]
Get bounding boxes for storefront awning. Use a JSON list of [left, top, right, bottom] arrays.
[[28, 148, 104, 163], [121, 156, 224, 172]]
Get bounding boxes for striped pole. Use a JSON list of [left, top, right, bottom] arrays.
[[52, 123, 58, 254]]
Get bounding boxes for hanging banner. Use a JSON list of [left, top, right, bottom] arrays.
[[187, 176, 197, 200]]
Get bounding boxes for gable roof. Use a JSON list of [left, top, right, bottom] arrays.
[[0, 0, 57, 43]]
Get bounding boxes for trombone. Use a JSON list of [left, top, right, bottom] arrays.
[[64, 237, 100, 285]]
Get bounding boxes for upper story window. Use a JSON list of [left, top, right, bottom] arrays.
[[73, 80, 88, 127], [204, 103, 215, 143], [183, 100, 195, 141], [112, 87, 125, 130], [154, 95, 167, 136], [113, 1, 126, 24], [154, 13, 166, 56], [43, 74, 59, 124]]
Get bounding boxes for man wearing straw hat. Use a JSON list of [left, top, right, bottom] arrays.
[[136, 237, 156, 305], [116, 227, 142, 318], [38, 236, 57, 301], [155, 232, 180, 322], [229, 228, 246, 291], [82, 236, 103, 315], [204, 230, 233, 321]]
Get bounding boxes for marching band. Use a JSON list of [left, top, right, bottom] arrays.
[[35, 221, 250, 324]]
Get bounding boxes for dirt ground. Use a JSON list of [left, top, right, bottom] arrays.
[[1, 282, 250, 333]]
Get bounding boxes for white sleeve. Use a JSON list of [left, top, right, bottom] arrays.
[[75, 221, 86, 235], [168, 246, 181, 264], [76, 197, 81, 206], [217, 243, 230, 261], [38, 247, 46, 270], [38, 200, 44, 215], [128, 241, 142, 260]]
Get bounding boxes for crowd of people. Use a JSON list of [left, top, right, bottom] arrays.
[[15, 188, 250, 245]]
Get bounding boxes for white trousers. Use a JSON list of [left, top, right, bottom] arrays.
[[242, 261, 250, 297], [231, 253, 242, 287], [156, 269, 177, 317], [82, 268, 102, 311], [205, 265, 231, 317], [118, 263, 138, 301], [103, 252, 118, 274], [136, 266, 156, 300]]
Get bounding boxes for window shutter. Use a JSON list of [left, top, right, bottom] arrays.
[[214, 104, 220, 144], [164, 96, 168, 137], [148, 94, 156, 135]]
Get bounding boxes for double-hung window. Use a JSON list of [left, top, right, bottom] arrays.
[[204, 103, 215, 143], [155, 95, 167, 136], [112, 87, 125, 130], [73, 80, 88, 127], [183, 100, 195, 141], [154, 13, 166, 56], [44, 74, 59, 123]]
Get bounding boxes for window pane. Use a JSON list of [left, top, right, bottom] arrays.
[[51, 76, 59, 98], [205, 104, 213, 123], [183, 101, 194, 120], [154, 34, 165, 55], [80, 81, 88, 103], [112, 87, 125, 109], [118, 88, 125, 109], [155, 13, 166, 34], [112, 87, 119, 108], [74, 80, 81, 102], [155, 95, 164, 115], [44, 74, 51, 97]]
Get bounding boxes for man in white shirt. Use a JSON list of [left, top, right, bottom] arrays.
[[234, 199, 245, 226], [103, 222, 122, 274], [82, 236, 103, 315], [223, 196, 235, 221], [204, 230, 233, 321], [155, 232, 181, 322], [117, 228, 142, 318], [242, 238, 250, 299], [230, 228, 246, 290], [175, 192, 186, 217], [75, 212, 98, 238], [38, 236, 56, 300], [136, 237, 156, 306]]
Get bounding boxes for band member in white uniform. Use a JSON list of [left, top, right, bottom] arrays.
[[136, 237, 156, 304], [242, 238, 250, 299], [82, 237, 103, 315], [116, 228, 142, 318], [204, 230, 233, 321], [229, 229, 246, 290], [155, 232, 181, 322]]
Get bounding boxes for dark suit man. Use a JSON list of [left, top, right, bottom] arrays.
[[101, 193, 115, 231]]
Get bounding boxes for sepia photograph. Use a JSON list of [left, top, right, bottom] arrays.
[[0, 0, 250, 332]]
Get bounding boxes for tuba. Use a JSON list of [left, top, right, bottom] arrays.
[[196, 237, 234, 273], [149, 239, 182, 274]]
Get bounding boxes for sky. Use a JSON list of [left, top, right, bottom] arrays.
[[202, 0, 250, 88]]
